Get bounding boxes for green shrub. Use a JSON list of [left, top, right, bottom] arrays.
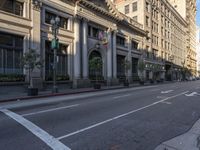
[[0, 74, 25, 82], [45, 75, 70, 81], [89, 75, 104, 81]]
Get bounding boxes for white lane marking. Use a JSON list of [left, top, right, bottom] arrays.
[[22, 104, 79, 117], [185, 92, 200, 97], [161, 101, 172, 105], [113, 94, 131, 99], [161, 90, 174, 94], [57, 91, 188, 140], [157, 96, 167, 99], [0, 109, 70, 150]]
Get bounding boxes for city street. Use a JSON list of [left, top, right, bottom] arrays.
[[1, 81, 200, 150]]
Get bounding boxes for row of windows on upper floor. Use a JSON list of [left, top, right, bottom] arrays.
[[88, 25, 139, 50], [124, 0, 187, 24], [0, 0, 23, 16], [0, 0, 70, 30], [0, 0, 140, 42], [146, 0, 186, 29], [127, 0, 174, 20], [0, 22, 139, 53], [124, 2, 137, 14], [146, 34, 184, 52]]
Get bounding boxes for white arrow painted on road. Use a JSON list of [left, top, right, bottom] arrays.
[[161, 90, 174, 94], [185, 92, 200, 97]]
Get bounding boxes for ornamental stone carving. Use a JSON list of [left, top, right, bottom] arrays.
[[32, 0, 42, 11]]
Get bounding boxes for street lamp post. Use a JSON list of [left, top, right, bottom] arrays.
[[51, 16, 60, 93], [169, 55, 174, 81]]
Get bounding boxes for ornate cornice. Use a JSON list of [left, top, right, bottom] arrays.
[[77, 0, 145, 35], [78, 0, 122, 22], [32, 0, 42, 11]]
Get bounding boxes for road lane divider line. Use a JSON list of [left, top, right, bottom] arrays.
[[161, 101, 172, 105], [57, 91, 189, 140], [0, 109, 70, 150], [113, 94, 131, 99], [161, 90, 174, 94], [22, 104, 79, 117]]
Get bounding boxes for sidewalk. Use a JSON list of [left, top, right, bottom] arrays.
[[0, 82, 145, 103], [0, 80, 178, 103], [155, 118, 200, 150]]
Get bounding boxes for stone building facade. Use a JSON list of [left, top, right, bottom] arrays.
[[113, 0, 195, 80], [168, 0, 197, 76], [0, 0, 146, 87], [197, 26, 200, 77]]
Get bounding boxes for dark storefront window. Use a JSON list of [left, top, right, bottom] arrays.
[[45, 11, 68, 30], [0, 32, 23, 74], [0, 0, 23, 16], [116, 36, 126, 47], [132, 58, 139, 81], [88, 25, 104, 39], [117, 55, 125, 79], [89, 51, 103, 80], [45, 41, 68, 80], [132, 41, 138, 50], [132, 58, 138, 74]]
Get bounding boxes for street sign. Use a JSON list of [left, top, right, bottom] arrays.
[[51, 38, 59, 49]]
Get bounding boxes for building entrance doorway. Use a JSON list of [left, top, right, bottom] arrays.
[[89, 51, 103, 80]]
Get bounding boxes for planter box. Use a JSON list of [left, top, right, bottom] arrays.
[[150, 80, 154, 84], [27, 87, 38, 96], [93, 83, 101, 89], [139, 81, 145, 85], [123, 81, 129, 87]]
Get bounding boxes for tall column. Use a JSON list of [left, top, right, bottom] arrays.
[[107, 30, 112, 84], [127, 36, 132, 81], [112, 31, 117, 79], [74, 18, 81, 82], [82, 19, 88, 79], [31, 1, 42, 78]]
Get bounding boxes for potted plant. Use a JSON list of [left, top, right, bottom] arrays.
[[151, 64, 160, 83], [138, 59, 145, 85], [89, 57, 103, 89], [21, 49, 43, 96], [123, 59, 131, 87]]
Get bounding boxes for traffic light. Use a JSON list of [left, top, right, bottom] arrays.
[[51, 38, 59, 49]]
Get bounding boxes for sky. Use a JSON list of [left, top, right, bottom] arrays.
[[197, 0, 200, 27]]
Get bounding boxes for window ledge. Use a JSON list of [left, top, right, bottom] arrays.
[[0, 10, 30, 21]]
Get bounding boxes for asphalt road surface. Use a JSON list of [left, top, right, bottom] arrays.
[[1, 81, 200, 150]]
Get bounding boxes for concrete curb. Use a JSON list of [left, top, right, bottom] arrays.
[[155, 118, 200, 150], [0, 85, 140, 103], [0, 81, 177, 104]]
